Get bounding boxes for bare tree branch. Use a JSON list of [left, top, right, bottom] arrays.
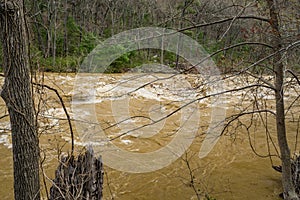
[[110, 84, 274, 141], [287, 70, 300, 87], [32, 82, 74, 155], [244, 71, 275, 89], [179, 15, 270, 32], [218, 2, 252, 41], [0, 114, 9, 120], [222, 109, 276, 135]]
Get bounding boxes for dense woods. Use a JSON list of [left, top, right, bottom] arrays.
[[0, 0, 298, 73], [0, 0, 300, 199]]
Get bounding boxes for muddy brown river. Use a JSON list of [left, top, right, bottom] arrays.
[[0, 73, 299, 200]]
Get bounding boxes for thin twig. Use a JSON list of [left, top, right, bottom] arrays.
[[0, 114, 9, 120], [287, 69, 300, 87], [32, 82, 74, 155], [110, 84, 274, 141], [178, 15, 270, 32]]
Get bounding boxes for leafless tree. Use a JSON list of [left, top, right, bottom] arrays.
[[0, 0, 40, 199]]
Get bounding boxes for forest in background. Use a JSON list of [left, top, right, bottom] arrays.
[[0, 0, 299, 73]]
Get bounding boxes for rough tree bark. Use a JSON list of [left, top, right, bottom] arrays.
[[0, 1, 40, 199], [266, 0, 299, 199]]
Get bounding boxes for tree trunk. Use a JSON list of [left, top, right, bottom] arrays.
[[51, 0, 57, 67], [0, 1, 40, 199], [63, 0, 69, 57], [266, 0, 299, 199]]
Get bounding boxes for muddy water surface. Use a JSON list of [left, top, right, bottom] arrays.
[[0, 73, 299, 200]]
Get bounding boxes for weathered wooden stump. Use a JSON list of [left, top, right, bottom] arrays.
[[49, 148, 103, 200]]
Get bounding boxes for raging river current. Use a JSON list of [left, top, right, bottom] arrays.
[[0, 72, 300, 200]]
